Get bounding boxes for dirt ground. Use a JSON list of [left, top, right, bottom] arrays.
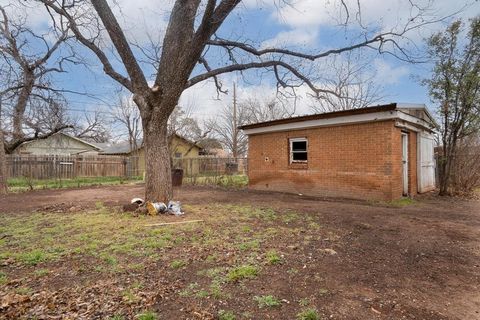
[[0, 184, 479, 320]]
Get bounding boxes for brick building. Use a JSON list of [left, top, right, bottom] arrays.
[[239, 103, 437, 201]]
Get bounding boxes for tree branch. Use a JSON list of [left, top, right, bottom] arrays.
[[5, 124, 73, 153], [41, 0, 133, 91], [90, 0, 148, 91], [187, 60, 341, 98]]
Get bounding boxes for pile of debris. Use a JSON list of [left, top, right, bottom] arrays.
[[123, 198, 184, 216]]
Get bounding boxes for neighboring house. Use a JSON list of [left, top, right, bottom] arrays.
[[200, 148, 231, 157], [239, 103, 437, 201], [101, 134, 203, 176], [13, 132, 102, 155]]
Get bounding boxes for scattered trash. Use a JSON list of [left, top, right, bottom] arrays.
[[146, 202, 167, 215], [131, 198, 144, 205], [130, 199, 185, 216], [167, 201, 184, 216], [144, 219, 204, 227]]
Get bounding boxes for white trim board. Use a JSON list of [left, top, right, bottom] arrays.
[[242, 110, 435, 136]]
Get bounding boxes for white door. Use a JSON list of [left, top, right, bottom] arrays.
[[402, 133, 409, 196], [418, 133, 436, 192]]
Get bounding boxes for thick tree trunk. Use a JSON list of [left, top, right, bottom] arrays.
[[439, 144, 456, 196], [438, 158, 450, 195], [13, 73, 35, 139], [0, 103, 7, 194], [143, 113, 172, 203], [0, 129, 7, 195]]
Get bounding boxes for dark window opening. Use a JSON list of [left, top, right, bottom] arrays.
[[292, 151, 308, 161], [290, 138, 308, 163]]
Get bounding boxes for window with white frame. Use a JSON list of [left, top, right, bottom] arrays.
[[289, 138, 308, 163]]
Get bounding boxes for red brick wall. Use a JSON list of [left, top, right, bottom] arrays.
[[247, 120, 417, 201]]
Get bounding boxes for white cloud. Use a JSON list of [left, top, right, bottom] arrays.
[[110, 0, 173, 44], [257, 0, 479, 49], [261, 28, 318, 47], [373, 59, 409, 84]]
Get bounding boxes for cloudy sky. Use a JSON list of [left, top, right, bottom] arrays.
[[2, 0, 479, 123]]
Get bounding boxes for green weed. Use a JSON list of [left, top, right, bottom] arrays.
[[0, 272, 7, 285], [265, 250, 282, 265], [19, 250, 47, 265], [254, 295, 281, 308], [34, 268, 50, 277], [170, 259, 187, 269], [218, 310, 236, 320], [297, 308, 321, 320], [227, 265, 258, 282], [136, 311, 158, 320]]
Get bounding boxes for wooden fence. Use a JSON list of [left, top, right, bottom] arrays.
[[6, 155, 138, 179], [171, 157, 248, 177], [5, 155, 247, 181]]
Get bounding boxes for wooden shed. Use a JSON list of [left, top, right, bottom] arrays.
[[239, 103, 437, 201]]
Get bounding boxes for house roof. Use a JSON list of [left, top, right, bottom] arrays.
[[101, 140, 143, 155], [16, 132, 102, 151], [239, 103, 437, 135]]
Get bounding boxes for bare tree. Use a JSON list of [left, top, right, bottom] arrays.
[[112, 95, 143, 152], [168, 105, 203, 142], [37, 0, 445, 202], [241, 97, 294, 124], [0, 4, 75, 140], [2, 97, 73, 153], [72, 110, 111, 143], [309, 54, 385, 112], [207, 102, 250, 157]]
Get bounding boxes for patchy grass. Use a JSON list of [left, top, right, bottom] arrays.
[[238, 239, 260, 251], [182, 174, 248, 188], [0, 192, 465, 319], [370, 197, 417, 207], [136, 311, 158, 320], [265, 250, 282, 265], [170, 259, 187, 269], [254, 295, 281, 308], [34, 268, 50, 277], [7, 176, 143, 192], [19, 250, 47, 266], [297, 308, 321, 320], [218, 310, 237, 320], [0, 272, 7, 285], [226, 265, 259, 282]]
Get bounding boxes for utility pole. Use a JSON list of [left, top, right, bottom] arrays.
[[232, 82, 238, 159]]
